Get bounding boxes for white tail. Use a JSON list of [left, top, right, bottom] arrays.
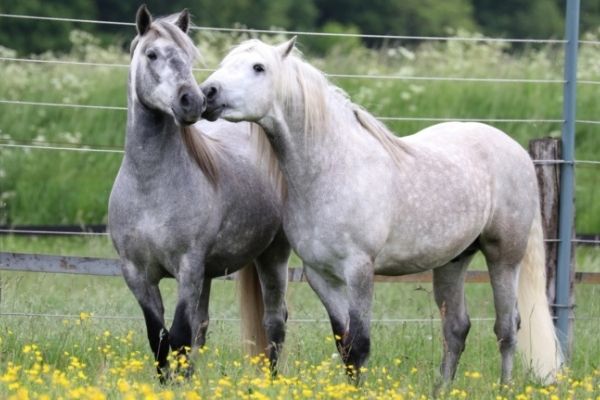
[[517, 212, 564, 383], [238, 264, 268, 356]]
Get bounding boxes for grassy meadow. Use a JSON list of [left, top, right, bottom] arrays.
[[1, 28, 600, 398], [0, 249, 599, 399], [0, 234, 599, 399]]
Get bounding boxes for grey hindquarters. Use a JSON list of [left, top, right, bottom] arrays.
[[402, 122, 540, 384], [476, 126, 539, 384]]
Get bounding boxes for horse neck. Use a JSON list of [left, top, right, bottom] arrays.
[[124, 96, 189, 177], [258, 90, 358, 190]]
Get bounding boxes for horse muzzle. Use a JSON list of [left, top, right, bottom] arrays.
[[172, 86, 206, 126], [199, 82, 223, 121]]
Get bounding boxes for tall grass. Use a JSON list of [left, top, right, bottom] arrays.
[[0, 269, 598, 398], [1, 29, 599, 231]]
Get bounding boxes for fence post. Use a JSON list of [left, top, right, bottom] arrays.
[[529, 138, 575, 356], [529, 139, 560, 299], [556, 0, 580, 359]]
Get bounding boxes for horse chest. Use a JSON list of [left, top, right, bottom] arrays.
[[111, 184, 203, 268], [123, 211, 185, 262]]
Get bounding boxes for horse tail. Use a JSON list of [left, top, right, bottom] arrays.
[[238, 263, 268, 357], [517, 210, 563, 383]]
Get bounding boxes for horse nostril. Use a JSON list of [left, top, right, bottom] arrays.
[[180, 93, 190, 108], [207, 86, 217, 100]]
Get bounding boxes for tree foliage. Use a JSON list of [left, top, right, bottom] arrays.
[[0, 0, 599, 54]]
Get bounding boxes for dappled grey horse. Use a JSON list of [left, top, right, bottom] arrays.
[[200, 37, 563, 385], [108, 7, 289, 380]]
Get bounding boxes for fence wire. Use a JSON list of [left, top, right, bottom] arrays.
[[0, 15, 598, 264], [0, 311, 598, 324], [0, 56, 574, 84], [0, 13, 571, 44]]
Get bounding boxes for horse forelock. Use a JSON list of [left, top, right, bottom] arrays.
[[129, 17, 201, 62]]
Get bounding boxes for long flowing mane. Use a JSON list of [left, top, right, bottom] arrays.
[[265, 41, 409, 164], [248, 123, 287, 199], [183, 123, 285, 197], [181, 126, 220, 187]]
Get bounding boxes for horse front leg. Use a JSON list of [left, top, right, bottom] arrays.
[[254, 229, 291, 373], [169, 255, 209, 379], [304, 256, 374, 383], [121, 261, 170, 382]]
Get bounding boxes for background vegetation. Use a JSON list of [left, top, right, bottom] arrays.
[[3, 0, 600, 55], [0, 27, 599, 232]]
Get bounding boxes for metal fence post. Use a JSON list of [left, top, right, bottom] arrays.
[[556, 0, 580, 359]]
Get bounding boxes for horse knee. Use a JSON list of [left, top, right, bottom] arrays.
[[444, 316, 471, 353], [494, 317, 518, 353]]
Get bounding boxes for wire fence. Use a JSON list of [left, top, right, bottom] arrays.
[[1, 12, 600, 126], [0, 14, 599, 285]]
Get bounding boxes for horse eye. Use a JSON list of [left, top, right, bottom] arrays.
[[253, 63, 265, 73], [147, 51, 158, 61]]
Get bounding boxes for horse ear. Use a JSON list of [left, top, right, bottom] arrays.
[[136, 4, 152, 36], [277, 36, 296, 59], [175, 9, 190, 33]]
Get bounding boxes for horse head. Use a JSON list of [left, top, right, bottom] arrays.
[[130, 5, 205, 126], [200, 37, 296, 122]]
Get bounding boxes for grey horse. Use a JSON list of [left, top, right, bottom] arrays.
[[108, 7, 289, 381], [199, 37, 563, 386]]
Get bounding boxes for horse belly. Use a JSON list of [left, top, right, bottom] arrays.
[[205, 220, 276, 274], [205, 189, 281, 275], [374, 207, 486, 275], [374, 240, 472, 275]]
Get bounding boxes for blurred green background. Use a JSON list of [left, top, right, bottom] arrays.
[[0, 0, 598, 233]]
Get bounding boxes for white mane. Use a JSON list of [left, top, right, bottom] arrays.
[[231, 40, 409, 164]]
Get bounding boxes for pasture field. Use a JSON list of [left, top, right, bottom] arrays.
[[0, 236, 599, 398], [1, 29, 600, 399], [0, 29, 599, 231]]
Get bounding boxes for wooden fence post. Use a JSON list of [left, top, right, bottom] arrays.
[[528, 137, 575, 353]]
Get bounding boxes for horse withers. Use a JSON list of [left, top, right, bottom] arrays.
[[108, 7, 289, 381], [200, 37, 563, 386]]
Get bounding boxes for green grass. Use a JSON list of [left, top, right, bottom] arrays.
[[0, 269, 598, 398], [1, 234, 599, 396]]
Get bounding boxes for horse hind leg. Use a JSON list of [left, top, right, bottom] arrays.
[[433, 251, 474, 387], [481, 238, 524, 384]]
